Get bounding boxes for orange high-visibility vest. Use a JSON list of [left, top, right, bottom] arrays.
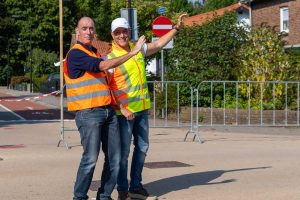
[[108, 41, 151, 114], [64, 44, 111, 111]]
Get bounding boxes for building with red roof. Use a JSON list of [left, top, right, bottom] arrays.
[[183, 3, 250, 27]]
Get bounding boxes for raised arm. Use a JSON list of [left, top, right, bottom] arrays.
[[145, 13, 188, 57], [99, 35, 146, 71]]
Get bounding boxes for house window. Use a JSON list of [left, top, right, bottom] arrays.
[[280, 7, 289, 33]]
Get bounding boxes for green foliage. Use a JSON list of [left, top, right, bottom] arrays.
[[169, 0, 194, 14], [0, 0, 203, 85], [201, 0, 238, 12], [94, 0, 113, 41], [237, 24, 291, 104], [29, 48, 59, 77], [198, 81, 300, 111], [167, 12, 247, 88], [0, 65, 13, 86], [285, 47, 300, 80], [2, 0, 75, 80], [237, 24, 290, 82], [33, 74, 48, 92], [154, 84, 180, 114], [166, 13, 246, 106]]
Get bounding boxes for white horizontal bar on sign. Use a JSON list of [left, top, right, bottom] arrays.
[[153, 25, 172, 29]]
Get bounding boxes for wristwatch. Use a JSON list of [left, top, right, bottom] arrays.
[[173, 25, 180, 31]]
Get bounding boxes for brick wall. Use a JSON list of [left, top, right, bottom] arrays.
[[252, 0, 300, 46]]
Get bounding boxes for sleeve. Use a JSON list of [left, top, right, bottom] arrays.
[[142, 43, 148, 57], [67, 49, 104, 79]]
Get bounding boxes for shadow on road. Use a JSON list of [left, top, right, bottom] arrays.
[[89, 166, 271, 194], [144, 166, 271, 196]]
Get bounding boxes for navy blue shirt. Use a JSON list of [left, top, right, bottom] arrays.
[[67, 41, 104, 79]]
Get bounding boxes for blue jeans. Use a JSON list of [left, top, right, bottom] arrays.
[[117, 110, 149, 192], [73, 106, 120, 200]]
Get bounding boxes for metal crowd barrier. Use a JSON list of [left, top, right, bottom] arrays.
[[187, 81, 300, 142], [57, 84, 76, 149], [58, 81, 199, 149], [59, 80, 300, 148], [147, 81, 200, 142]]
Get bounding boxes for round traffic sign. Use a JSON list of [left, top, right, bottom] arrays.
[[152, 16, 173, 37]]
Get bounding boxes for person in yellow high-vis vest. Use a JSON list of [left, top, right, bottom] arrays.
[[64, 17, 145, 200], [108, 14, 188, 200]]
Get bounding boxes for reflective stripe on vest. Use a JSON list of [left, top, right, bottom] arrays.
[[108, 42, 151, 114], [64, 43, 111, 111]]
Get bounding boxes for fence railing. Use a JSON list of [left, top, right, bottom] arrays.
[[58, 80, 300, 148], [189, 81, 300, 142], [147, 81, 200, 142]]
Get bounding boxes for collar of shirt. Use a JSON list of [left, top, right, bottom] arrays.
[[76, 40, 97, 54]]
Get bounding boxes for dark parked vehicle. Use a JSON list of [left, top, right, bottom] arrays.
[[40, 72, 65, 95], [47, 72, 60, 92]]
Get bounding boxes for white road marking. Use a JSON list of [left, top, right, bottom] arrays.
[[32, 111, 53, 115], [0, 104, 26, 120]]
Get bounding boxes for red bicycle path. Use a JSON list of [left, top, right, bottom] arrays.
[[0, 90, 74, 120]]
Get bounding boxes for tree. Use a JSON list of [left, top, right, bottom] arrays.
[[167, 12, 247, 87], [285, 47, 300, 80], [236, 24, 292, 109], [169, 0, 194, 15], [201, 0, 238, 12], [237, 24, 290, 82], [94, 0, 113, 41], [29, 48, 59, 77], [3, 0, 77, 79]]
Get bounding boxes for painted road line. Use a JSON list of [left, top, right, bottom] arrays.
[[0, 104, 25, 120], [0, 119, 75, 123]]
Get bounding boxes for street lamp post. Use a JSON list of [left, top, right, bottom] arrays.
[[29, 25, 32, 93]]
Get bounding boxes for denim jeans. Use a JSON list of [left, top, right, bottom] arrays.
[[117, 110, 149, 192], [73, 106, 120, 200]]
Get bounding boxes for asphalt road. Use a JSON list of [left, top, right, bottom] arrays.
[[0, 88, 74, 122]]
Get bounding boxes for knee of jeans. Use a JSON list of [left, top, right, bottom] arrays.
[[139, 143, 149, 154], [82, 155, 98, 169]]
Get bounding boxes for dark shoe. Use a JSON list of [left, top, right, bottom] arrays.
[[94, 197, 114, 200], [129, 187, 157, 200], [118, 191, 131, 200]]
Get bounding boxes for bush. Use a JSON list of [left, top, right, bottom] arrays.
[[10, 76, 30, 88], [33, 74, 48, 93]]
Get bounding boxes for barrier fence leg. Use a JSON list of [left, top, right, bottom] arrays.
[[57, 128, 70, 149], [184, 126, 203, 143]]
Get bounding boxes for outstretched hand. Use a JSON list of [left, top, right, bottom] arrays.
[[176, 13, 188, 30], [131, 35, 146, 55]]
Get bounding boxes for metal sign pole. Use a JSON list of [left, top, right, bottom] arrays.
[[161, 49, 164, 85], [58, 0, 69, 149], [161, 49, 165, 118]]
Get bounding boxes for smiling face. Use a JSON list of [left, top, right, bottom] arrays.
[[76, 17, 95, 46], [111, 27, 130, 49]]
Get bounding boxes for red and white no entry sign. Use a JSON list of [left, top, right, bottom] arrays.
[[152, 16, 173, 37]]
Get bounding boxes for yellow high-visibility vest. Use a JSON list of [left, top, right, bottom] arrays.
[[64, 44, 111, 111], [108, 41, 151, 114]]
